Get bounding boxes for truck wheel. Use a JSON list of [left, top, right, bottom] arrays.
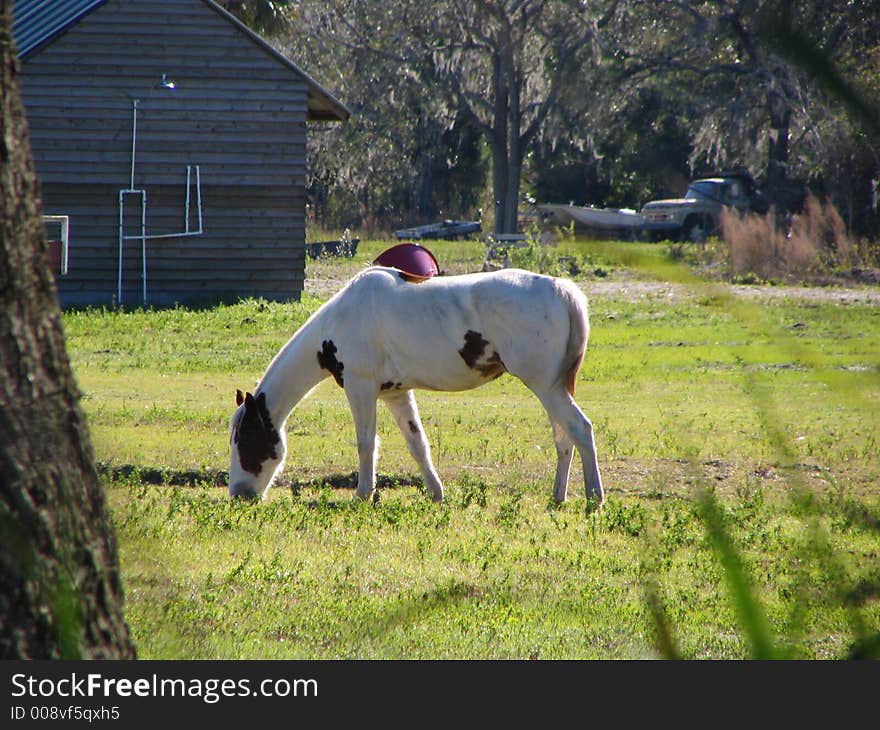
[[683, 215, 708, 243]]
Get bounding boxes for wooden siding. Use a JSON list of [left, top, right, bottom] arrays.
[[42, 183, 307, 305], [20, 0, 317, 306]]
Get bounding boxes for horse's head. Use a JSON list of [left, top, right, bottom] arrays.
[[228, 389, 286, 499]]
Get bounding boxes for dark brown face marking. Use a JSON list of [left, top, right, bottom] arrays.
[[458, 330, 506, 380], [234, 391, 280, 475], [317, 339, 344, 387]]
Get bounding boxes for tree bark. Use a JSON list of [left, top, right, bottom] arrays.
[[766, 90, 792, 201], [504, 43, 523, 235], [0, 4, 135, 659], [491, 49, 511, 234]]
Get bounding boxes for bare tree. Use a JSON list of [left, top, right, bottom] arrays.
[[422, 1, 606, 233], [293, 0, 611, 234], [0, 3, 135, 659]]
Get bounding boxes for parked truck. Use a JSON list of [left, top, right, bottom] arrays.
[[639, 171, 771, 242], [538, 170, 777, 242]]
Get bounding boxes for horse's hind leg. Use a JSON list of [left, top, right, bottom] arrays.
[[383, 390, 444, 502], [550, 420, 575, 504], [539, 387, 604, 505]]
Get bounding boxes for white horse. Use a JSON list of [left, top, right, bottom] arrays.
[[228, 266, 604, 505]]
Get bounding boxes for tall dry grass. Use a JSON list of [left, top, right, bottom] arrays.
[[721, 194, 867, 282]]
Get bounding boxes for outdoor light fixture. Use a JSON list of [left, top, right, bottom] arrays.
[[157, 73, 176, 90]]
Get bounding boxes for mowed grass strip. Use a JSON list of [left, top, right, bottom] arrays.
[[64, 241, 880, 659]]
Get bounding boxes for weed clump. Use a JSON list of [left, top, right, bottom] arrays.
[[720, 194, 878, 284]]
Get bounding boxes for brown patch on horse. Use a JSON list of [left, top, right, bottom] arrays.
[[458, 330, 487, 368], [478, 351, 506, 380], [317, 340, 345, 387], [380, 381, 402, 391], [407, 420, 419, 434], [234, 392, 280, 475], [458, 330, 506, 379]]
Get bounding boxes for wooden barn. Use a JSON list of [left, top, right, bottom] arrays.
[[12, 0, 349, 307]]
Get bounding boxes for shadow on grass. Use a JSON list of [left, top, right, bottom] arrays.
[[99, 462, 424, 495]]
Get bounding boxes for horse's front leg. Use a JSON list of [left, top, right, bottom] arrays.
[[383, 390, 444, 502], [344, 378, 379, 501]]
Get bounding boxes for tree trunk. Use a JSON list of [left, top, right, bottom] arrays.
[[0, 5, 135, 659], [415, 117, 437, 220], [416, 154, 435, 220], [491, 50, 511, 234], [492, 141, 511, 235], [504, 53, 523, 235], [766, 91, 792, 203], [503, 155, 521, 234]]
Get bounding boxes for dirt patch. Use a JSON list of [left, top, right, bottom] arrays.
[[600, 457, 875, 500], [305, 273, 361, 298], [305, 268, 880, 305], [726, 283, 880, 304], [582, 278, 880, 305]]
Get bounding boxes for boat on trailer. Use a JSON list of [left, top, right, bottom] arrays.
[[393, 219, 481, 240]]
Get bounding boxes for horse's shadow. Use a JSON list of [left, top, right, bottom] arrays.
[[289, 472, 425, 506], [98, 463, 423, 502]]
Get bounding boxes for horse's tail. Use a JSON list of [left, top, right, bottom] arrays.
[[557, 279, 590, 397]]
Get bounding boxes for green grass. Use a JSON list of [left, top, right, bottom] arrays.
[[64, 238, 880, 659]]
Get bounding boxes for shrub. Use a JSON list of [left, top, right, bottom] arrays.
[[720, 194, 871, 282]]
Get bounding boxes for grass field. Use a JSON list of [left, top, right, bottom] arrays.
[[64, 238, 880, 659]]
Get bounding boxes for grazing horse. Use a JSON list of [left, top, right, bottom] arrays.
[[228, 266, 604, 505]]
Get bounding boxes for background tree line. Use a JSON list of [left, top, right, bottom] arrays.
[[222, 3, 880, 240]]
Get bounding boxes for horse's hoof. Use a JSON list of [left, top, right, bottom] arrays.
[[584, 495, 604, 514], [229, 482, 260, 500]]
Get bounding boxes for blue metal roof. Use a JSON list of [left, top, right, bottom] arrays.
[[12, 0, 108, 58]]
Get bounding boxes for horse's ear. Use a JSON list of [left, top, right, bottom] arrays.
[[236, 389, 244, 406], [255, 392, 274, 429], [244, 392, 256, 408]]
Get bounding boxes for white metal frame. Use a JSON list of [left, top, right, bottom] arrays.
[[43, 214, 69, 275], [118, 95, 204, 305]]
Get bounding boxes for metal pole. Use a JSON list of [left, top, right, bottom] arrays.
[[141, 189, 147, 305], [185, 165, 191, 231], [130, 99, 139, 190], [118, 190, 124, 305], [195, 165, 202, 231]]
